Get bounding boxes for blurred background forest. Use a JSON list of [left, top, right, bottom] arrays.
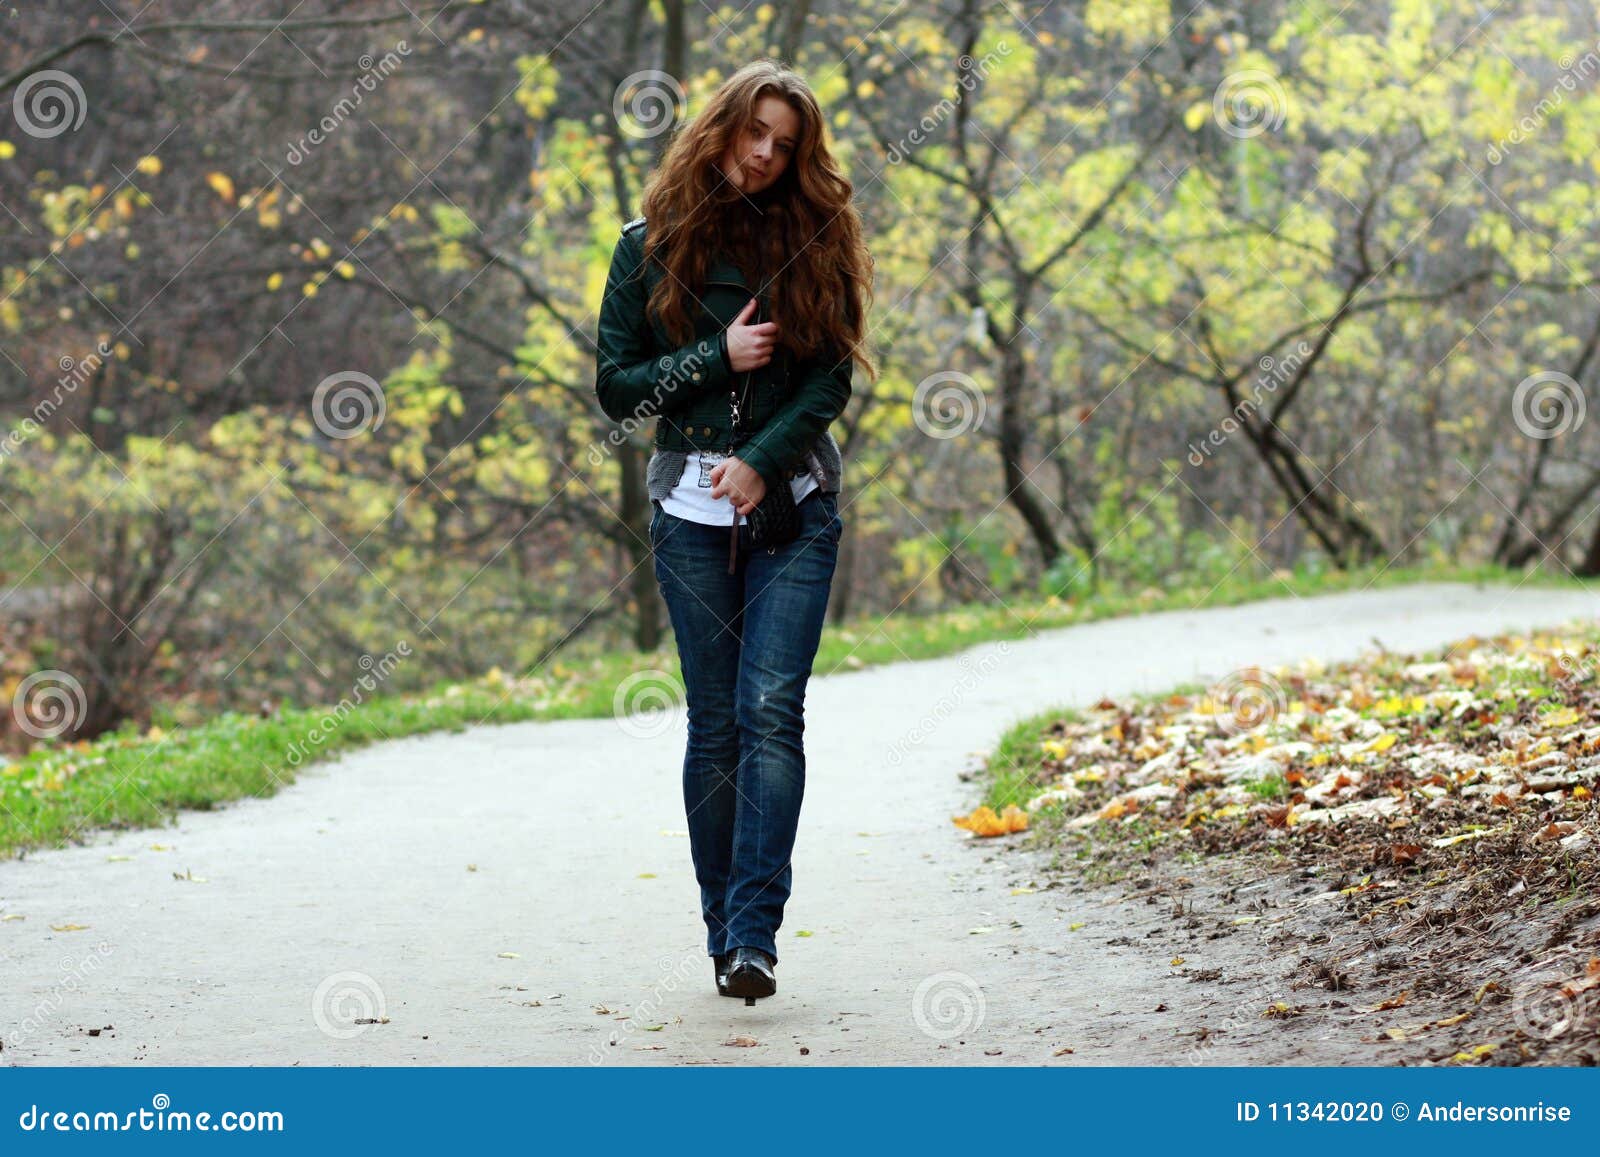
[[3, 0, 1599, 746]]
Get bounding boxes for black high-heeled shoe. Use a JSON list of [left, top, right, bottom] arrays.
[[714, 952, 733, 997], [723, 946, 776, 1005]]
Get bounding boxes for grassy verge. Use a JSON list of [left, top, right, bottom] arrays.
[[1, 561, 1593, 859]]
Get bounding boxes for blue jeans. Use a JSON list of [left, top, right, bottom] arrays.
[[649, 487, 843, 965]]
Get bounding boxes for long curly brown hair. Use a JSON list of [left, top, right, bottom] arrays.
[[638, 60, 876, 381]]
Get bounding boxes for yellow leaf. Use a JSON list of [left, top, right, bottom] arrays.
[[0, 140, 14, 160], [136, 154, 162, 175], [953, 809, 1004, 838], [1369, 731, 1398, 752], [50, 922, 90, 932], [205, 171, 236, 203], [266, 272, 283, 291], [497, 951, 520, 959]]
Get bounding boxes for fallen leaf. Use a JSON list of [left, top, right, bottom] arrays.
[[725, 1035, 759, 1047], [50, 923, 89, 932]]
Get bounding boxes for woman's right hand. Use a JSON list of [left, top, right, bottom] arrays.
[[724, 297, 780, 372]]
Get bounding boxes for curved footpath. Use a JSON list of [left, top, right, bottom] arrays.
[[2, 582, 1595, 1065]]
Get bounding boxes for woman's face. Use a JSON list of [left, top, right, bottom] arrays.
[[719, 95, 799, 196]]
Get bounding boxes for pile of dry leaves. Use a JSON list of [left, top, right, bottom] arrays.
[[1006, 624, 1600, 1065]]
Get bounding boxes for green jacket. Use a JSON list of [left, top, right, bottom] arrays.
[[594, 216, 852, 490]]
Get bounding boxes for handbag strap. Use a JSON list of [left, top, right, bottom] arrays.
[[725, 301, 759, 575]]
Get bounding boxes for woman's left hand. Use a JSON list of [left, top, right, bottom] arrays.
[[709, 455, 767, 516]]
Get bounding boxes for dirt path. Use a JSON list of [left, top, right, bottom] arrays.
[[2, 582, 1595, 1065]]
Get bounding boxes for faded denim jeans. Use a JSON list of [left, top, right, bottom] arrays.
[[649, 487, 842, 965]]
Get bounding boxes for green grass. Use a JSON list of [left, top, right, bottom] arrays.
[[1, 561, 1595, 858]]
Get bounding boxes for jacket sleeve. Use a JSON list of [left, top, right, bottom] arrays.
[[594, 230, 735, 423], [735, 342, 853, 489]]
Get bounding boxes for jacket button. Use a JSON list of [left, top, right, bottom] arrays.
[[691, 372, 701, 381]]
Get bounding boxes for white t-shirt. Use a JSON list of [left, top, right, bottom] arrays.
[[659, 449, 819, 526]]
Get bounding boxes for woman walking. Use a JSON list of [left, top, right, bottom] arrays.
[[594, 60, 874, 1004]]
